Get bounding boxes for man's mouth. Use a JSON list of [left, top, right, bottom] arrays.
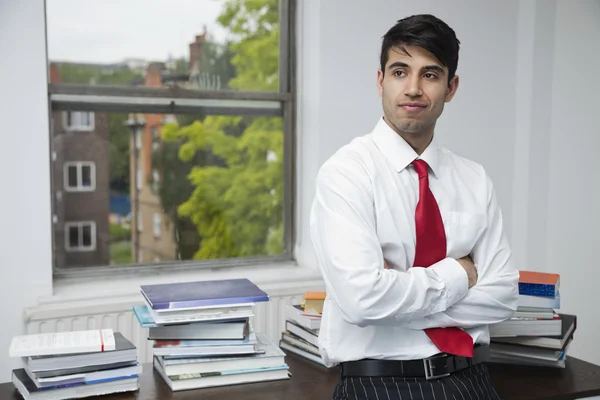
[[399, 102, 427, 112]]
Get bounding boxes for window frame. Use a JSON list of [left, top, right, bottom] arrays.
[[63, 161, 96, 192], [64, 221, 97, 252], [63, 111, 95, 131], [49, 0, 297, 277], [153, 213, 162, 239]]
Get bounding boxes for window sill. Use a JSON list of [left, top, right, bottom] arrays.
[[39, 261, 324, 306]]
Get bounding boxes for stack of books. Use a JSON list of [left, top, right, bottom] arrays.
[[133, 278, 290, 391], [9, 329, 140, 400], [279, 291, 328, 367], [489, 271, 577, 368]]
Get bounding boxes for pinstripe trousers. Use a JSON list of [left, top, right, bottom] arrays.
[[332, 363, 502, 400]]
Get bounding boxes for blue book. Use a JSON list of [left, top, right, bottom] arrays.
[[140, 278, 269, 310]]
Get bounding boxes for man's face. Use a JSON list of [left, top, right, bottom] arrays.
[[377, 44, 459, 137]]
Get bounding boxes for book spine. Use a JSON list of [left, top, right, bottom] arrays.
[[518, 283, 557, 297], [161, 295, 270, 310]]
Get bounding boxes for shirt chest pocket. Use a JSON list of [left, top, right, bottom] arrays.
[[443, 211, 487, 258]]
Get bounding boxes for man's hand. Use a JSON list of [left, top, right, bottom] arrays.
[[456, 255, 478, 288]]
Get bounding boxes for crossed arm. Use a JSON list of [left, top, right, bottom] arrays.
[[310, 162, 518, 329]]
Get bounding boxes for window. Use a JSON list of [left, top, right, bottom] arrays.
[[152, 169, 160, 193], [64, 162, 95, 192], [135, 129, 143, 150], [153, 213, 161, 238], [65, 222, 96, 252], [46, 0, 295, 274], [151, 127, 160, 151], [137, 211, 143, 232], [136, 168, 143, 191], [64, 111, 94, 131]]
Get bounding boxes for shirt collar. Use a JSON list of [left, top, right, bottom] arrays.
[[371, 117, 440, 178]]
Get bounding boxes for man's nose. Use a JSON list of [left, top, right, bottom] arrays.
[[404, 76, 423, 97]]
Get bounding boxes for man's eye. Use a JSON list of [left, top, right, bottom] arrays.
[[424, 73, 438, 79], [393, 70, 405, 77]]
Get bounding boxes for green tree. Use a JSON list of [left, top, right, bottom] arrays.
[[162, 0, 283, 259]]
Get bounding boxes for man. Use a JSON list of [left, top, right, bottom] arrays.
[[310, 14, 519, 400]]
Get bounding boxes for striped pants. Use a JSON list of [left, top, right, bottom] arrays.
[[333, 363, 501, 400]]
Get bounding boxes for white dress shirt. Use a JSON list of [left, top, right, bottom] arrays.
[[310, 117, 519, 367]]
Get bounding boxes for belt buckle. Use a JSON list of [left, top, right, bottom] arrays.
[[423, 353, 450, 380]]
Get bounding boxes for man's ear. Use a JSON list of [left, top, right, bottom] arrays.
[[445, 75, 459, 102], [377, 69, 384, 97]]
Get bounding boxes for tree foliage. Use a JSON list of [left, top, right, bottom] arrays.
[[162, 0, 283, 259]]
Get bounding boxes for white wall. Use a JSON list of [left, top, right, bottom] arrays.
[[545, 0, 600, 364], [1, 0, 599, 383], [0, 0, 54, 381]]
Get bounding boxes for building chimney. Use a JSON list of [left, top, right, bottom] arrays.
[[144, 62, 165, 88], [49, 62, 61, 84], [188, 29, 207, 70]]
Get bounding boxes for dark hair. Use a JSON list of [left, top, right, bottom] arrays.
[[380, 14, 460, 84]]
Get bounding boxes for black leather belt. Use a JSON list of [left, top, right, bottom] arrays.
[[340, 345, 490, 380]]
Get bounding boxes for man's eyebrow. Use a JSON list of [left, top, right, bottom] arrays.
[[423, 65, 445, 74], [387, 61, 409, 70]]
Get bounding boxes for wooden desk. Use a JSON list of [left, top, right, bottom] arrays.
[[2, 353, 600, 400]]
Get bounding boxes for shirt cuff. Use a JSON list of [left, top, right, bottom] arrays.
[[430, 257, 469, 306]]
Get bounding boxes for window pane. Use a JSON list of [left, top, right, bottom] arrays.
[[82, 224, 92, 247], [52, 110, 284, 268], [81, 165, 92, 187], [68, 226, 79, 248], [67, 165, 78, 187], [82, 112, 91, 127], [46, 0, 280, 92]]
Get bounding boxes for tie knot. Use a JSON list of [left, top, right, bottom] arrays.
[[412, 159, 429, 179]]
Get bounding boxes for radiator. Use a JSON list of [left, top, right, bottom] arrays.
[[25, 287, 317, 363]]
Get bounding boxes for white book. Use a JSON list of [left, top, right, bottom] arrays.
[[9, 329, 116, 358]]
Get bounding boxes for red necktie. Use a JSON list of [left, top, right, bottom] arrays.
[[412, 159, 474, 358]]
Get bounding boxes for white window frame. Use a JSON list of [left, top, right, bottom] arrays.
[[136, 167, 143, 190], [47, 0, 295, 276], [135, 129, 143, 149], [153, 213, 161, 238], [63, 161, 96, 192], [152, 169, 159, 193], [64, 221, 96, 252], [151, 127, 160, 151], [63, 111, 95, 131]]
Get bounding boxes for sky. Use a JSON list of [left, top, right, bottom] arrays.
[[46, 0, 229, 64]]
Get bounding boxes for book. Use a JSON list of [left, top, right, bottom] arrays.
[[140, 278, 269, 310], [285, 321, 319, 347], [518, 292, 561, 309], [12, 369, 139, 400], [492, 314, 577, 350], [489, 314, 562, 337], [26, 363, 142, 389], [26, 332, 137, 373], [284, 304, 321, 331], [302, 291, 326, 314], [279, 340, 326, 367], [26, 361, 139, 380], [134, 303, 254, 326], [153, 358, 288, 391], [157, 333, 286, 376], [9, 329, 116, 358], [519, 271, 560, 297]]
